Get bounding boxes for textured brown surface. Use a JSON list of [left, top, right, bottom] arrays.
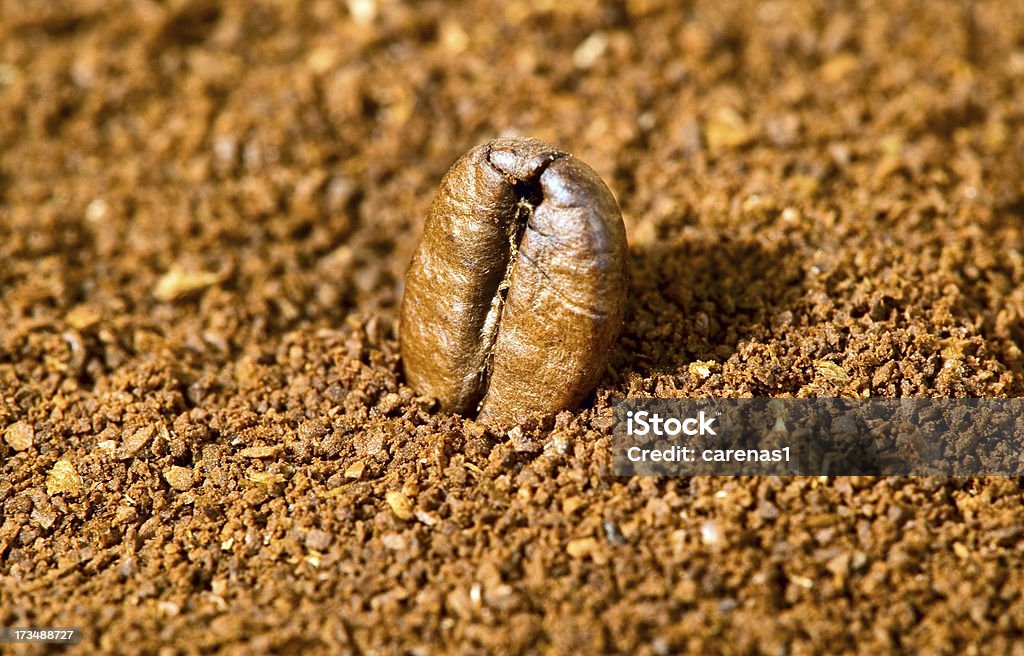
[[400, 137, 628, 428], [2, 0, 1024, 654]]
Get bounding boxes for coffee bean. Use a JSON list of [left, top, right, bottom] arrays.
[[400, 137, 629, 429]]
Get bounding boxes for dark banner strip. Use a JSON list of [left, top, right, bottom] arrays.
[[612, 399, 1024, 476]]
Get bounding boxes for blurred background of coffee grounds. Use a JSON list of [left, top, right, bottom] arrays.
[[2, 1, 1023, 653]]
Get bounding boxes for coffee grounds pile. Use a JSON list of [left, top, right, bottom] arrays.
[[2, 1, 1023, 652]]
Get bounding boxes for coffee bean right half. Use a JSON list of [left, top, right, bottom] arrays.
[[400, 137, 629, 430]]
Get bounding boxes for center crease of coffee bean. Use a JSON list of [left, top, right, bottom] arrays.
[[474, 148, 566, 411]]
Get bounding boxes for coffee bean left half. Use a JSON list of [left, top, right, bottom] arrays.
[[400, 137, 629, 430]]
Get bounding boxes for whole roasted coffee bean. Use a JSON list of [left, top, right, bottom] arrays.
[[400, 137, 629, 429]]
